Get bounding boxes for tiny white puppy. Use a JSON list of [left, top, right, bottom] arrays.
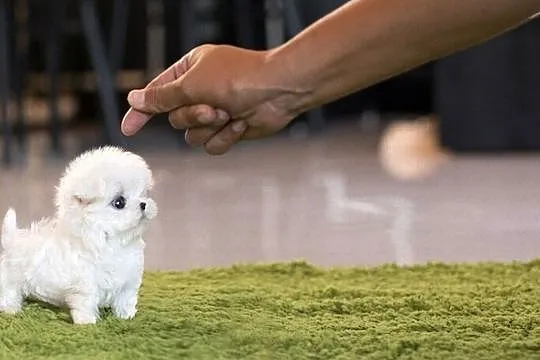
[[0, 146, 157, 324]]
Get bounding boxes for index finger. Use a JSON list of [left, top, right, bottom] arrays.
[[121, 58, 188, 136]]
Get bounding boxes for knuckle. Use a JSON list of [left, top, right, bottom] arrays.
[[196, 44, 216, 54], [205, 126, 240, 155], [187, 107, 206, 127], [194, 106, 216, 126], [214, 114, 229, 127], [187, 127, 215, 146], [141, 90, 156, 110], [176, 76, 196, 105], [168, 107, 200, 129], [190, 105, 205, 121], [144, 88, 167, 113]]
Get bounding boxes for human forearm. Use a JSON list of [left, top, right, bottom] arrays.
[[121, 0, 539, 154], [264, 0, 540, 116]]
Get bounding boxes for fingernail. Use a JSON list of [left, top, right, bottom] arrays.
[[127, 90, 144, 108], [120, 113, 134, 135], [122, 123, 135, 136], [121, 122, 136, 136], [121, 121, 130, 135], [232, 121, 247, 133]]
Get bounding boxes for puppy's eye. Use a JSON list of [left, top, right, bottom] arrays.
[[111, 196, 126, 210]]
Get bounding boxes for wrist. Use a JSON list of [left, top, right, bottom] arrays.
[[258, 47, 315, 119]]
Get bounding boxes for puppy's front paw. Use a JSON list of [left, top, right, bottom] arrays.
[[112, 291, 138, 320], [0, 296, 23, 315], [0, 303, 22, 315], [113, 305, 137, 320], [71, 309, 97, 325]]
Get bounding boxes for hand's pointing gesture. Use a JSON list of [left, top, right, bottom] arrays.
[[121, 45, 295, 155]]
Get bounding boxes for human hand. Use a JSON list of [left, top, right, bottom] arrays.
[[121, 44, 298, 155]]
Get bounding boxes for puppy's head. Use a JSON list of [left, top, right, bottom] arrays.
[[56, 146, 157, 240]]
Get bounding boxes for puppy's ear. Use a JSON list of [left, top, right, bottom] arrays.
[[72, 195, 96, 207]]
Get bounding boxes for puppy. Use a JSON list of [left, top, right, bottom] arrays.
[[0, 146, 157, 324]]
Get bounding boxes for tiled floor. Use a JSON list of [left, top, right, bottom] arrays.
[[1, 122, 539, 270]]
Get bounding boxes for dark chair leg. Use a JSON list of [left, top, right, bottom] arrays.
[[9, 0, 27, 150], [281, 0, 325, 132], [109, 0, 129, 74], [177, 0, 197, 54], [79, 0, 124, 146], [0, 0, 12, 166], [233, 0, 257, 49], [12, 53, 27, 150], [45, 0, 65, 154]]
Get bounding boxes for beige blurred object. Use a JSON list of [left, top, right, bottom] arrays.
[[378, 116, 450, 181], [6, 95, 79, 126]]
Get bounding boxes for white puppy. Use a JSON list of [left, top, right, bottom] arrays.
[[0, 146, 157, 324]]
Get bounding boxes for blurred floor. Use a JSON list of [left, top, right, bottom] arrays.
[[1, 121, 539, 270]]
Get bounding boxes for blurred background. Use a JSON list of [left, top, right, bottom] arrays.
[[0, 0, 539, 270]]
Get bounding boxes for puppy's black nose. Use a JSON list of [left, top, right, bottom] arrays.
[[140, 202, 146, 211]]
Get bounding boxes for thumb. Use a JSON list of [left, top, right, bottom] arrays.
[[127, 79, 191, 114]]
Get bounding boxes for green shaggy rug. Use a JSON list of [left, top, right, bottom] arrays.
[[0, 261, 539, 360]]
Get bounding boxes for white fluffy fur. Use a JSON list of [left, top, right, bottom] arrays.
[[0, 146, 157, 324]]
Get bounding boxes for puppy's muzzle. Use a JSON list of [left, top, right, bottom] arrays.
[[141, 198, 158, 220]]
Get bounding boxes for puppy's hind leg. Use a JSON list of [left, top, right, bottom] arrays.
[[0, 268, 24, 314]]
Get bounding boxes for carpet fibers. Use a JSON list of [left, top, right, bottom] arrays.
[[0, 261, 539, 360]]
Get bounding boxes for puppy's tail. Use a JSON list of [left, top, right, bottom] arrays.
[[1, 208, 17, 250]]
